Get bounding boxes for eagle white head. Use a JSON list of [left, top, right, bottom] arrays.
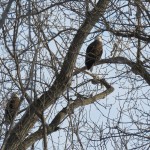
[[95, 35, 102, 42]]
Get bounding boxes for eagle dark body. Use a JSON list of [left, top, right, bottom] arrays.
[[5, 93, 20, 124], [85, 37, 103, 70]]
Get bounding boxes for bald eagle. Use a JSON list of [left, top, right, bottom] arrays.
[[5, 93, 20, 124], [85, 36, 103, 70]]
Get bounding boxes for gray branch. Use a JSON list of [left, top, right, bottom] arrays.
[[0, 0, 15, 29], [97, 57, 150, 86], [74, 57, 150, 86], [3, 0, 110, 149], [19, 79, 114, 149]]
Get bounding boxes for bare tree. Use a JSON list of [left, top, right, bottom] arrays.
[[0, 0, 149, 149]]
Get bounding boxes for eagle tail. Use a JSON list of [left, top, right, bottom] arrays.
[[86, 60, 95, 70]]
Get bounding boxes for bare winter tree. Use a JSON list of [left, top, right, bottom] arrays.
[[0, 0, 150, 149]]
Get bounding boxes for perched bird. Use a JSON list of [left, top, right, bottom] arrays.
[[5, 93, 20, 125], [85, 36, 103, 70]]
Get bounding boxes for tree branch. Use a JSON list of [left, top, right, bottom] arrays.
[[74, 57, 150, 86], [4, 1, 110, 149], [97, 57, 150, 86], [110, 29, 150, 42], [0, 0, 15, 29], [19, 78, 114, 149]]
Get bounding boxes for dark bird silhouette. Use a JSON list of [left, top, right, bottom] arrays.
[[85, 36, 103, 70], [5, 93, 20, 125]]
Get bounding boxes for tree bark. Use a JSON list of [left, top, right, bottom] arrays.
[[19, 79, 114, 149], [0, 0, 15, 29], [4, 0, 110, 150]]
